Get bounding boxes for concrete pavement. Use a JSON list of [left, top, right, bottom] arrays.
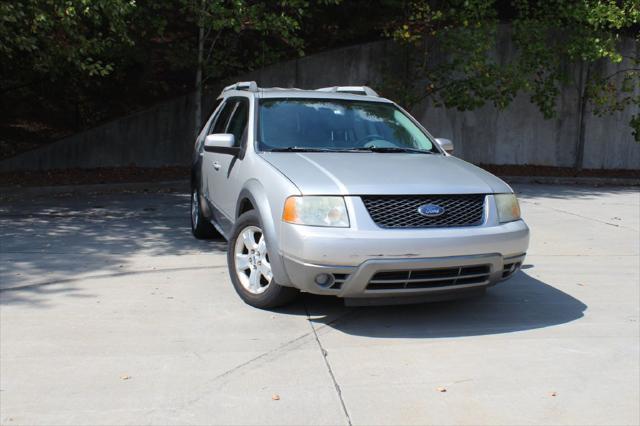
[[1, 184, 638, 425]]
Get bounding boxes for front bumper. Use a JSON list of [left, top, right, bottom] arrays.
[[279, 215, 529, 300], [283, 252, 526, 300]]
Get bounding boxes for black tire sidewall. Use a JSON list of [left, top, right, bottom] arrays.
[[227, 211, 297, 308], [190, 187, 198, 231], [190, 187, 216, 239]]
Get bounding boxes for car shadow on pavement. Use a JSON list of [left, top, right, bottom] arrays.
[[294, 270, 587, 338]]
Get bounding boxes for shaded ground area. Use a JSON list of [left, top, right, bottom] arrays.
[[1, 164, 638, 188], [0, 184, 638, 425], [0, 166, 189, 187]]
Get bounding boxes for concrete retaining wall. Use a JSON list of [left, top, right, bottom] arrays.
[[417, 37, 640, 170], [0, 93, 198, 171], [1, 36, 638, 172]]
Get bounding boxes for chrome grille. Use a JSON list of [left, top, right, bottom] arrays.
[[361, 194, 485, 228], [366, 265, 491, 291]]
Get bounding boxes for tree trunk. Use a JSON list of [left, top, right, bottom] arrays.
[[575, 62, 591, 171], [194, 16, 204, 138]]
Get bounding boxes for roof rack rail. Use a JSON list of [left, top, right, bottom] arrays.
[[316, 86, 379, 97], [223, 81, 258, 92]]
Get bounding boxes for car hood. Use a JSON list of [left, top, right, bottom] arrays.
[[260, 152, 511, 195]]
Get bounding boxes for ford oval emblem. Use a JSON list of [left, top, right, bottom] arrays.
[[417, 204, 445, 217]]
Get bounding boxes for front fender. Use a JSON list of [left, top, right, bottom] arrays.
[[235, 181, 294, 287]]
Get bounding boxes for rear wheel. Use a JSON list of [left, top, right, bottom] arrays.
[[190, 187, 217, 239], [228, 211, 298, 308]]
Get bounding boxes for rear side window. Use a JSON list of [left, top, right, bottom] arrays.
[[226, 99, 249, 146], [209, 100, 236, 134]]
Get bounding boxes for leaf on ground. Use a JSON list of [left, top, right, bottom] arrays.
[[271, 393, 280, 400]]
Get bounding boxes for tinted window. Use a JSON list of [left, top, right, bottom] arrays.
[[210, 100, 236, 134], [257, 99, 436, 152], [226, 99, 249, 146], [208, 99, 222, 120]]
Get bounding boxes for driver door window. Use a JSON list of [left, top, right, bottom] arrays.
[[209, 100, 237, 135], [225, 99, 249, 147]]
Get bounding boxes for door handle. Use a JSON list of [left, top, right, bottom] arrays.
[[213, 161, 221, 171]]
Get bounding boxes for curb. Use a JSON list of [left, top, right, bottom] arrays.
[[0, 180, 189, 198], [0, 175, 637, 199], [502, 175, 640, 187]]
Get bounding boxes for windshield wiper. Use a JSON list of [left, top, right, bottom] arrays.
[[347, 146, 435, 154], [269, 147, 342, 152], [268, 146, 435, 154]]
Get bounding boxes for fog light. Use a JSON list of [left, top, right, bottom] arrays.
[[314, 273, 335, 288]]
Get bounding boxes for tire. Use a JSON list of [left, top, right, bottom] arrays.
[[227, 210, 298, 308], [190, 187, 217, 239]]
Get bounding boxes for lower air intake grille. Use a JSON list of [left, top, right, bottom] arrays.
[[361, 194, 486, 228], [366, 264, 491, 291]]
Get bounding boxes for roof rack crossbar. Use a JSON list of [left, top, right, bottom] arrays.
[[316, 86, 379, 97], [223, 81, 258, 92]]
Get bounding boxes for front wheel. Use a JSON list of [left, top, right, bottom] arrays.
[[227, 211, 298, 308]]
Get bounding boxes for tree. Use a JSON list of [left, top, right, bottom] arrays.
[[512, 0, 640, 167], [385, 0, 639, 169], [383, 0, 522, 112], [0, 0, 136, 97], [182, 0, 339, 135], [0, 0, 136, 79]]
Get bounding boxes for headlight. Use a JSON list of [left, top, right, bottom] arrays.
[[282, 196, 349, 227], [495, 193, 521, 223]]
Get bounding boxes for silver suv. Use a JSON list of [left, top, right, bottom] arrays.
[[191, 82, 529, 308]]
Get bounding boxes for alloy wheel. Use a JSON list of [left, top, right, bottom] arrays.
[[234, 226, 272, 294]]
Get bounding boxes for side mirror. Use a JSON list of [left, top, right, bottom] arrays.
[[204, 134, 239, 155], [435, 138, 454, 154], [205, 133, 234, 149]]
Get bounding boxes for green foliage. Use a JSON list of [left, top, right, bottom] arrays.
[[512, 0, 640, 140], [588, 67, 640, 140], [384, 0, 523, 111], [177, 0, 340, 84], [181, 0, 341, 85], [0, 0, 136, 81], [385, 0, 640, 141], [0, 0, 140, 130], [1, 0, 638, 146], [0, 0, 330, 132]]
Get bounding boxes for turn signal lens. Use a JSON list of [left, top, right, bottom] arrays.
[[282, 197, 299, 223], [282, 196, 349, 227]]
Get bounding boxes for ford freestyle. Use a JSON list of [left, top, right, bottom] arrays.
[[190, 82, 529, 308]]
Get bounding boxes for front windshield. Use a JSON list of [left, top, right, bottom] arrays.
[[257, 98, 438, 153]]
